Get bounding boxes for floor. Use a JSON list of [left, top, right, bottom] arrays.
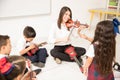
[[31, 27, 120, 80], [34, 56, 87, 80], [33, 46, 120, 80]]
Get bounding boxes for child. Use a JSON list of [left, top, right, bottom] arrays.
[[83, 20, 116, 80], [0, 35, 11, 58], [0, 55, 37, 80], [0, 34, 41, 75], [16, 26, 48, 68], [48, 6, 86, 64]]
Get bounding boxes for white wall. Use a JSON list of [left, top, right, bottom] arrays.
[[0, 0, 51, 17], [0, 0, 107, 51]]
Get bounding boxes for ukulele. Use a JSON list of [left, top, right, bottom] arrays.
[[65, 46, 83, 73], [26, 42, 47, 56]]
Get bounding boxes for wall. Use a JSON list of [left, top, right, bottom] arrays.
[[0, 0, 107, 53], [0, 0, 51, 18]]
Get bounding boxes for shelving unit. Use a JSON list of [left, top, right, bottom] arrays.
[[106, 0, 120, 20]]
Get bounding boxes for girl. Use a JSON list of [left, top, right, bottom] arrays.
[[0, 55, 36, 80], [83, 20, 116, 80]]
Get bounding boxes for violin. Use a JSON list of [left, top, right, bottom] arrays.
[[66, 19, 89, 28]]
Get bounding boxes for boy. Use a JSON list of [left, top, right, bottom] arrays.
[[0, 34, 41, 75], [16, 26, 48, 68], [0, 35, 11, 58]]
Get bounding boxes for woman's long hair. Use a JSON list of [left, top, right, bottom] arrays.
[[57, 6, 72, 30], [92, 20, 116, 75]]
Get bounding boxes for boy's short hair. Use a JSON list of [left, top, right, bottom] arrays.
[[23, 26, 36, 38], [0, 35, 9, 48]]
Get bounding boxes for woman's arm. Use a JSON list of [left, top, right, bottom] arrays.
[[21, 71, 37, 80]]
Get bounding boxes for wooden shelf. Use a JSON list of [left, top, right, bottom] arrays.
[[106, 0, 120, 20]]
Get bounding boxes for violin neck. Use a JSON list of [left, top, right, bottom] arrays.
[[80, 24, 89, 28]]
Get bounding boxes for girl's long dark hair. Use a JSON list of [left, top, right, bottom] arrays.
[[57, 6, 72, 30], [92, 20, 116, 75]]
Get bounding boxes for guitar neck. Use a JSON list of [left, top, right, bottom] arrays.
[[37, 42, 47, 47]]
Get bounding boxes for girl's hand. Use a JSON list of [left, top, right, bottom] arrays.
[[21, 71, 37, 80], [26, 59, 31, 71], [83, 66, 88, 76], [79, 34, 88, 39], [77, 27, 88, 39]]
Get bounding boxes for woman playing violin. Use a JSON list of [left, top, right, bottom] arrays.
[[48, 6, 86, 64]]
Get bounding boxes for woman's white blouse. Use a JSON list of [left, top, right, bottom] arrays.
[[48, 23, 71, 45]]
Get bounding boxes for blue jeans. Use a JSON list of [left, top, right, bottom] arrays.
[[23, 48, 48, 63]]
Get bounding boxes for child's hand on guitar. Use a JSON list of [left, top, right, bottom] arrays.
[[26, 42, 47, 56], [29, 44, 37, 49]]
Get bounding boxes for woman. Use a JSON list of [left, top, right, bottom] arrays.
[[48, 6, 86, 64]]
